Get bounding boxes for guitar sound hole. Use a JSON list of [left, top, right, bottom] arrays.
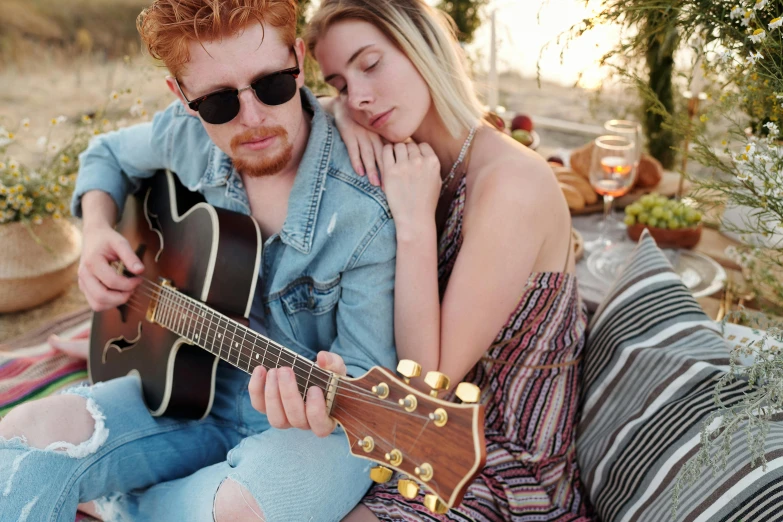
[[103, 322, 143, 363]]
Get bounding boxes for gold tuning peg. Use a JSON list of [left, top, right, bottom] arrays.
[[424, 371, 451, 397], [369, 466, 393, 483], [424, 494, 449, 514], [397, 359, 422, 384], [397, 478, 419, 499], [455, 382, 481, 403]]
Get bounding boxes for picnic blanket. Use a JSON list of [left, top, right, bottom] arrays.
[[0, 308, 108, 522], [0, 308, 91, 416]]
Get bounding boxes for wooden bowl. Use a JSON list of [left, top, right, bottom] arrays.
[[572, 228, 584, 262], [626, 222, 702, 249]]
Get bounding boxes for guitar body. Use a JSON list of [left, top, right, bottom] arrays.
[[89, 170, 262, 419]]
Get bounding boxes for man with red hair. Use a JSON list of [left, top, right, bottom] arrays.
[[0, 1, 397, 521]]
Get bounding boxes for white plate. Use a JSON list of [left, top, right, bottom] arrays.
[[587, 244, 727, 298]]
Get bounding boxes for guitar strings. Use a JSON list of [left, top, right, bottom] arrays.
[[111, 293, 437, 421], [134, 279, 424, 404], [116, 280, 438, 411], [123, 282, 353, 392]]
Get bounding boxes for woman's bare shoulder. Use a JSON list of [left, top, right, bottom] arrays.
[[468, 129, 562, 209]]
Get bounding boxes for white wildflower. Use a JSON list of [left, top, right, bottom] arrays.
[[755, 0, 768, 10], [750, 29, 767, 43], [36, 136, 48, 151], [731, 5, 744, 19], [765, 121, 779, 136], [770, 17, 783, 30], [756, 153, 772, 165], [20, 118, 30, 130], [748, 51, 764, 63], [742, 10, 755, 26]]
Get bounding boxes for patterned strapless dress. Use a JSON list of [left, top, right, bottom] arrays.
[[362, 176, 595, 521]]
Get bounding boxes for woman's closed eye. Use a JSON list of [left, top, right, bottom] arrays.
[[334, 58, 381, 95]]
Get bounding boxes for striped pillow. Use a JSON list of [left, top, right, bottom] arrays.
[[577, 230, 783, 522]]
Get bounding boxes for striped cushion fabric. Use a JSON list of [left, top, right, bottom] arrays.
[[577, 231, 783, 521]]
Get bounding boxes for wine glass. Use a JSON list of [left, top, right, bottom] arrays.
[[604, 119, 643, 173], [584, 135, 638, 253], [603, 120, 642, 231]]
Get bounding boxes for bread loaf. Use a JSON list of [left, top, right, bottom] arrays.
[[558, 182, 586, 211], [556, 173, 598, 204], [568, 142, 594, 179], [636, 153, 663, 188]]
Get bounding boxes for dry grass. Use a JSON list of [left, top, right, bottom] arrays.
[[0, 0, 149, 68], [1, 57, 174, 165]]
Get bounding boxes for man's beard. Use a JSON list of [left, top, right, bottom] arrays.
[[230, 125, 293, 178]]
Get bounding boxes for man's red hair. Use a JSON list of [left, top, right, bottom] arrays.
[[137, 0, 298, 78]]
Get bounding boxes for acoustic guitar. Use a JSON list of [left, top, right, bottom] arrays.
[[89, 170, 486, 512]]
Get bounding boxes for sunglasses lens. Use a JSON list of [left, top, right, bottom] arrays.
[[199, 91, 240, 125], [254, 72, 298, 106]]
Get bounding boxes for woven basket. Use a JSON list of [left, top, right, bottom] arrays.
[[0, 219, 82, 313]]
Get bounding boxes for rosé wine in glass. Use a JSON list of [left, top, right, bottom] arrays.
[[584, 135, 637, 254]]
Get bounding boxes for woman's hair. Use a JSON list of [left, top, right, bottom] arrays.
[[305, 0, 483, 138], [137, 0, 298, 78]]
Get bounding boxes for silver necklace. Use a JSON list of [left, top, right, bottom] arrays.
[[440, 124, 479, 197]]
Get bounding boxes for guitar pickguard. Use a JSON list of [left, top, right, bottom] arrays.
[[102, 322, 143, 364]]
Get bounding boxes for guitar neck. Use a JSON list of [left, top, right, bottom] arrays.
[[153, 284, 333, 399]]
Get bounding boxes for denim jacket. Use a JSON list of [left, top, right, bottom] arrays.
[[72, 88, 397, 378]]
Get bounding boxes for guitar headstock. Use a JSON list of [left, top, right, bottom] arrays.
[[331, 361, 486, 514]]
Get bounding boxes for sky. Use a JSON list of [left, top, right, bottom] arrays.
[[306, 0, 621, 89], [463, 0, 621, 89]]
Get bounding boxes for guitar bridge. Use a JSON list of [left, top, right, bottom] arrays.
[[147, 278, 175, 324]]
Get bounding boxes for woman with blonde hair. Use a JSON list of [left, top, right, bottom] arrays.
[[252, 0, 595, 520]]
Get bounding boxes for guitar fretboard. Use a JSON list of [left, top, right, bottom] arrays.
[[153, 285, 333, 398]]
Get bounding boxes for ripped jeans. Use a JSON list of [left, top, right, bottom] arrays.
[[0, 363, 373, 522]]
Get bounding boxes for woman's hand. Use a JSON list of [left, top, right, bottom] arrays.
[[333, 99, 385, 186], [248, 351, 347, 437], [381, 142, 441, 235], [49, 326, 91, 359]]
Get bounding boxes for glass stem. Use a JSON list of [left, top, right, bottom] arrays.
[[599, 195, 615, 242]]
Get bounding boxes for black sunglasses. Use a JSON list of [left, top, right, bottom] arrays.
[[175, 49, 300, 125]]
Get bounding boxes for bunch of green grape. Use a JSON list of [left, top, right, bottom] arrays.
[[624, 194, 702, 230]]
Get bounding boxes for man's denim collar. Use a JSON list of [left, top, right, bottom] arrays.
[[203, 87, 335, 254], [279, 87, 333, 254]]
